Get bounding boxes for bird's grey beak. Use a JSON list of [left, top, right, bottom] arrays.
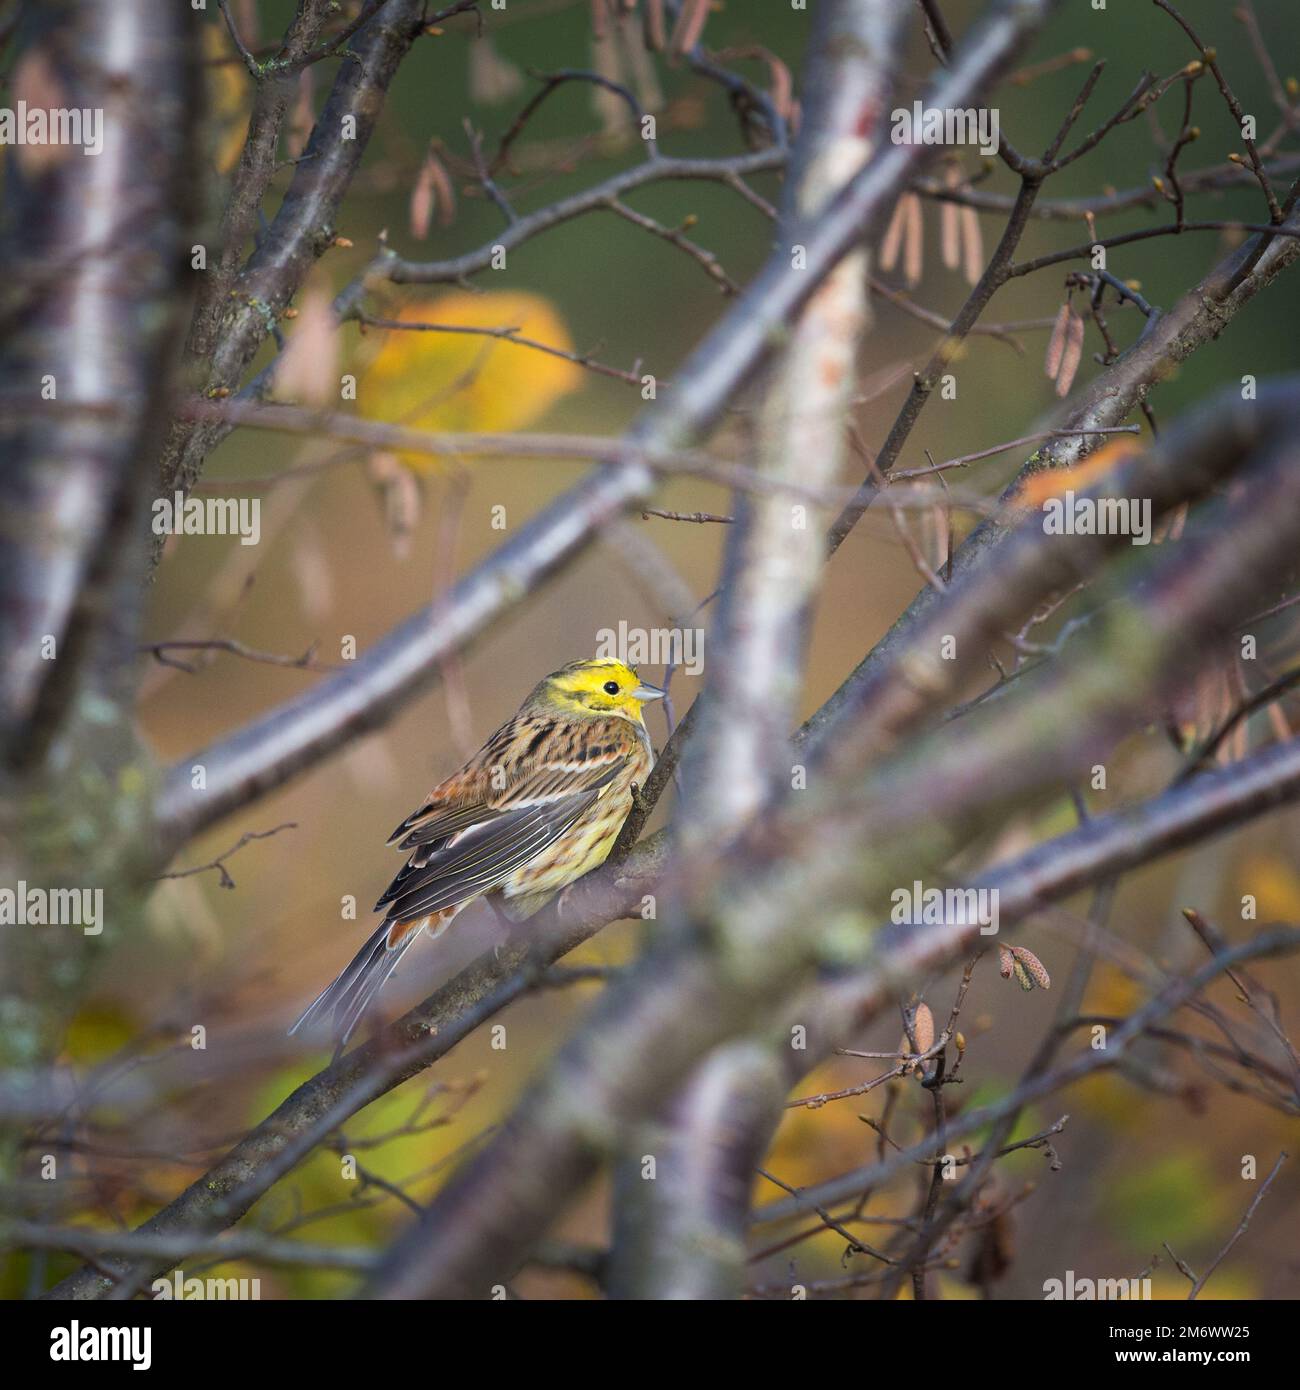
[[633, 682, 665, 702]]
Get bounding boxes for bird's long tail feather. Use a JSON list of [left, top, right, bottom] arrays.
[[289, 920, 420, 1046]]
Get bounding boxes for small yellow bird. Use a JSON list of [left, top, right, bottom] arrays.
[[291, 658, 662, 1044]]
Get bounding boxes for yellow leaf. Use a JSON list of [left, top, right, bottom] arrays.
[[1238, 853, 1300, 920], [204, 25, 251, 175], [360, 293, 584, 470], [1082, 963, 1143, 1020], [61, 1006, 134, 1066], [1020, 438, 1144, 505], [1149, 1268, 1255, 1300]]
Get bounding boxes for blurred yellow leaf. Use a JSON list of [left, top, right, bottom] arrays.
[[360, 294, 584, 471], [932, 1271, 983, 1300], [1149, 1267, 1255, 1300], [1020, 438, 1144, 505], [767, 1065, 886, 1191], [1082, 962, 1143, 1020], [243, 1057, 497, 1295], [62, 1006, 134, 1066], [1072, 1071, 1143, 1127], [1105, 1151, 1233, 1248], [1239, 852, 1300, 919], [754, 1062, 918, 1270], [204, 26, 250, 174]]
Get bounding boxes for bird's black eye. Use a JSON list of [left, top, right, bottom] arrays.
[[603, 680, 620, 695]]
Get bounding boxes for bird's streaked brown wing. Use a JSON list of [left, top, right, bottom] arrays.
[[374, 715, 637, 923], [374, 771, 619, 920]]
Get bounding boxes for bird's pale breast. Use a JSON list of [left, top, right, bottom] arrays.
[[501, 728, 652, 903]]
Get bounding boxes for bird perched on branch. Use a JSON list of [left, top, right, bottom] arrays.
[[290, 658, 663, 1045]]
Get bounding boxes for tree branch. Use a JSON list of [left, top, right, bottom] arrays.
[[159, 0, 431, 502], [0, 0, 199, 765]]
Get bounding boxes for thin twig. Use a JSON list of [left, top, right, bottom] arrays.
[[140, 638, 340, 675], [154, 823, 298, 890], [1188, 1151, 1287, 1298]]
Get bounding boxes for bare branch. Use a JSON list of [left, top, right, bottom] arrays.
[[1188, 1151, 1287, 1299], [0, 0, 198, 765], [154, 822, 298, 891]]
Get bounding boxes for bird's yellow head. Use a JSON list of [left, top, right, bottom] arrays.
[[527, 658, 665, 724]]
